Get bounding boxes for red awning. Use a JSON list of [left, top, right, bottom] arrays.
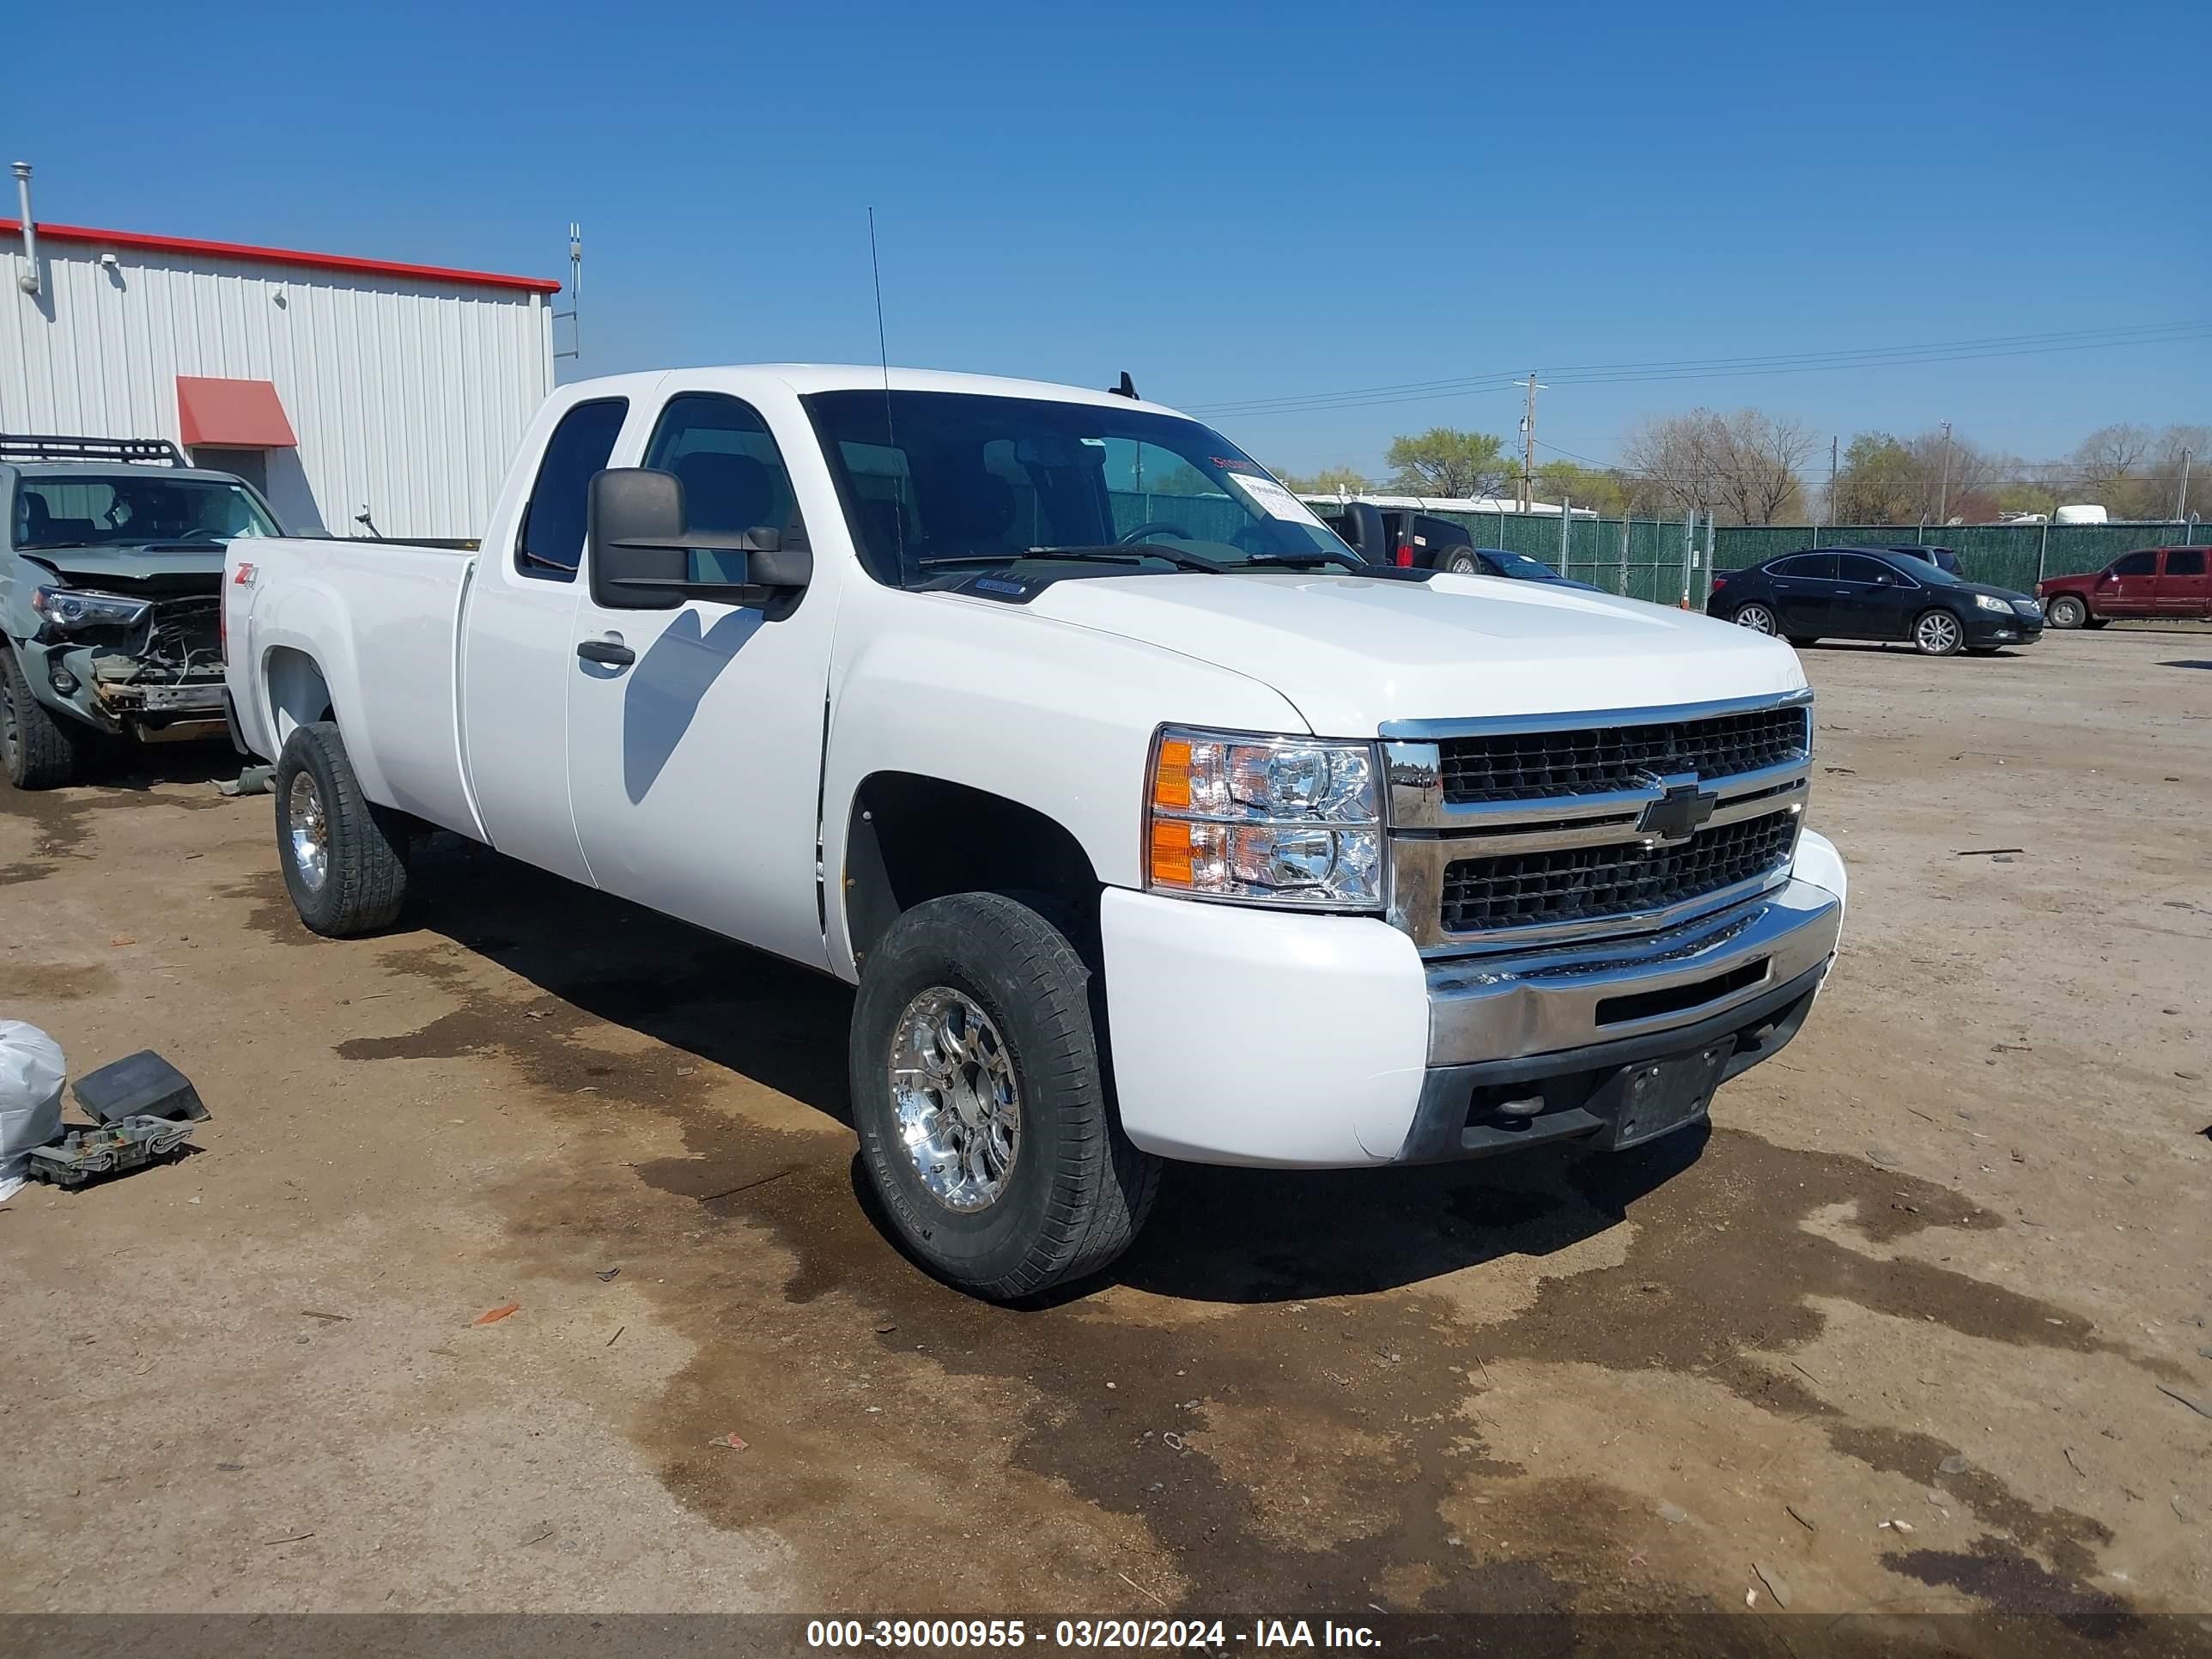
[[176, 377, 297, 448]]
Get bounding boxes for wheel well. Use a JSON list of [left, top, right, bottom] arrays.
[[843, 773, 1101, 971], [263, 647, 334, 748]]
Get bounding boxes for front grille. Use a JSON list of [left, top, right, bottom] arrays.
[[1439, 808, 1799, 935], [1438, 706, 1808, 805]]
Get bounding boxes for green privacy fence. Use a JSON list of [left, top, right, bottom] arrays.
[[1711, 522, 2208, 593], [1108, 490, 1715, 605]]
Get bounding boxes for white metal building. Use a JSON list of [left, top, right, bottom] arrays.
[[3, 185, 557, 540]]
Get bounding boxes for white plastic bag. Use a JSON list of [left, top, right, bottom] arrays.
[[0, 1021, 67, 1199]]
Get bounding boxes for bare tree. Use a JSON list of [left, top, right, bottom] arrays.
[[2070, 423, 2158, 515], [1621, 409, 1813, 526]]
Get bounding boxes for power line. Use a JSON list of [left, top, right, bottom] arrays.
[[1528, 436, 2203, 488], [1190, 320, 2212, 419]]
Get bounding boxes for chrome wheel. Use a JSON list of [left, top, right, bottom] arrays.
[[1448, 552, 1479, 574], [1915, 611, 1962, 654], [2047, 595, 2085, 629], [1734, 603, 1777, 635], [287, 771, 330, 893], [890, 987, 1020, 1213]]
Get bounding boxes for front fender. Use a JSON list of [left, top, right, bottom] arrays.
[[819, 588, 1307, 981]]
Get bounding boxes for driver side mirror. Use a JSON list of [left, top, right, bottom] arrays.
[[586, 467, 813, 612]]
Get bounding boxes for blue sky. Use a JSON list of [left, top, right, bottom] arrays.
[[10, 0, 2207, 478]]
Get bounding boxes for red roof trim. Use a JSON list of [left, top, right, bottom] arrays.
[[0, 218, 561, 295]]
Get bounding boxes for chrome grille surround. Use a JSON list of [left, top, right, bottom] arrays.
[[1382, 690, 1814, 953]]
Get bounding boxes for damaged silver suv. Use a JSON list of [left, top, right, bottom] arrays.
[[2, 436, 281, 788]]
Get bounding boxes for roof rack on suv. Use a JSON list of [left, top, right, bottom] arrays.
[[0, 434, 187, 467]]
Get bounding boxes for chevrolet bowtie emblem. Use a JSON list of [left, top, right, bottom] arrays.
[[1639, 781, 1717, 842]]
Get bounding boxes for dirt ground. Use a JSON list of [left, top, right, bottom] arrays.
[[3, 626, 2208, 1638]]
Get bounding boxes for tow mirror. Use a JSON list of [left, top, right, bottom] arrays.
[[586, 467, 813, 612]]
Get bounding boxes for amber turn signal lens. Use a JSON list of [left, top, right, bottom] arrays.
[[1152, 738, 1192, 811], [1149, 818, 1194, 887]]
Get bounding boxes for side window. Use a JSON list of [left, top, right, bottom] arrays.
[[517, 398, 629, 580], [1834, 555, 1895, 584], [1771, 555, 1835, 580], [2163, 549, 2205, 576], [2112, 550, 2158, 577], [642, 394, 807, 585]]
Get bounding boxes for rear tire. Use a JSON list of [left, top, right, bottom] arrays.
[[1731, 602, 1778, 635], [0, 643, 87, 791], [273, 720, 411, 936], [2045, 594, 2087, 629], [1444, 549, 1479, 574], [1912, 609, 1965, 656], [850, 892, 1162, 1301]]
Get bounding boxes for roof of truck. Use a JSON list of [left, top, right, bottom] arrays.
[[571, 364, 1191, 419]]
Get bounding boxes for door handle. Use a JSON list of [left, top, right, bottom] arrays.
[[575, 638, 635, 667]]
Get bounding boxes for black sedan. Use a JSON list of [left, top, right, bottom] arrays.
[[1706, 546, 2043, 656]]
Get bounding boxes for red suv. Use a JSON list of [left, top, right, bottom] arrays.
[[2039, 546, 2210, 628]]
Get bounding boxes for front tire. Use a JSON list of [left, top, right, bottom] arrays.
[[0, 643, 87, 791], [1912, 609, 1965, 656], [274, 720, 411, 936], [850, 892, 1162, 1300], [1732, 602, 1778, 635], [2045, 594, 2087, 629]]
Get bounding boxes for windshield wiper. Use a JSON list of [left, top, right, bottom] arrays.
[[1020, 545, 1227, 572], [1231, 552, 1361, 570]]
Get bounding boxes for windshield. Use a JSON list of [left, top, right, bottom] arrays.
[[1481, 550, 1568, 582], [1888, 555, 1965, 586], [14, 473, 279, 550], [803, 390, 1361, 588]]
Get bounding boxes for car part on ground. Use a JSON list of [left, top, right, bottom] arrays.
[[26, 1115, 202, 1188]]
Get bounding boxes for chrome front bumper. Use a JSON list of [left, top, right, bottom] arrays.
[[1424, 878, 1843, 1068]]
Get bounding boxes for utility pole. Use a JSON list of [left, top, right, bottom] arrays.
[[1936, 420, 1954, 526], [2177, 447, 2192, 526], [1829, 434, 1839, 532], [1515, 373, 1546, 513]]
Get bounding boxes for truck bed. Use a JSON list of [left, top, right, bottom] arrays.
[[227, 538, 484, 836]]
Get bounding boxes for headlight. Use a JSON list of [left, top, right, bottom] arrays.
[[1972, 592, 2009, 613], [1146, 727, 1382, 908], [32, 586, 152, 633]]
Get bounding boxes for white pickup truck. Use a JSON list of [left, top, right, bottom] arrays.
[[223, 366, 1846, 1299]]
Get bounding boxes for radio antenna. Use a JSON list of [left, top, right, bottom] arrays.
[[866, 206, 903, 568]]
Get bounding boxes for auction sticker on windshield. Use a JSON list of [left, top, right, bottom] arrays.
[[1228, 472, 1331, 530]]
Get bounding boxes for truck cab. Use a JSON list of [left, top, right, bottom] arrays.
[[223, 367, 1847, 1300]]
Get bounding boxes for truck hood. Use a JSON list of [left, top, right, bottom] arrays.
[[21, 547, 228, 589], [1024, 569, 1808, 735]]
